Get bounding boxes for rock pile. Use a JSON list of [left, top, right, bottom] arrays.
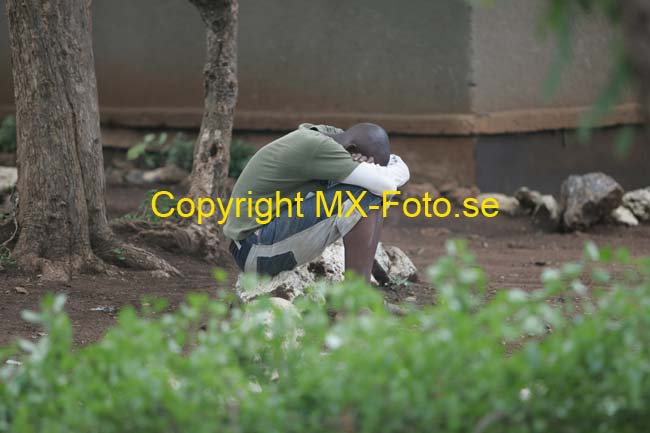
[[431, 172, 648, 232], [235, 240, 417, 303]]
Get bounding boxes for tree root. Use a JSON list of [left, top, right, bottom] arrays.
[[93, 228, 182, 277], [14, 251, 109, 282], [110, 220, 223, 264]]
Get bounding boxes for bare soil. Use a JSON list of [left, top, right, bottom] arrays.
[[2, 184, 650, 346]]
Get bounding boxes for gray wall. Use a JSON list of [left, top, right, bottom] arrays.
[[0, 0, 636, 133], [471, 0, 625, 113]]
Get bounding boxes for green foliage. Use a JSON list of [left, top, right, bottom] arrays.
[[127, 132, 254, 178], [0, 116, 17, 153], [3, 240, 650, 432], [127, 132, 169, 169]]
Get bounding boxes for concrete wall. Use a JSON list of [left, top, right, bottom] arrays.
[[471, 0, 621, 113], [0, 0, 637, 134], [0, 0, 474, 131]]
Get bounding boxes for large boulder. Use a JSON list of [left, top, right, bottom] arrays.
[[560, 173, 623, 231], [236, 240, 417, 302], [622, 187, 650, 222]]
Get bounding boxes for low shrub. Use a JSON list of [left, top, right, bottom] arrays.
[[1, 241, 650, 432], [126, 132, 255, 178]]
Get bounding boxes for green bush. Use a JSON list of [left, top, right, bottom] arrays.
[[0, 116, 17, 153], [2, 241, 650, 432], [127, 132, 254, 178]]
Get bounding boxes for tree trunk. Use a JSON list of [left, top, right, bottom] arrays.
[[6, 0, 178, 280], [111, 0, 238, 264], [188, 0, 238, 201]]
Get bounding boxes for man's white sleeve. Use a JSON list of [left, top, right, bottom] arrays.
[[341, 154, 410, 196]]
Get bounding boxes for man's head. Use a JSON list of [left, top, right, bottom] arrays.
[[329, 123, 391, 166]]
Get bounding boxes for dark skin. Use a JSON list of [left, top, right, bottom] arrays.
[[322, 123, 390, 282]]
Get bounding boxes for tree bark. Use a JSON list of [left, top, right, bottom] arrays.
[[188, 0, 238, 201], [6, 0, 178, 280]]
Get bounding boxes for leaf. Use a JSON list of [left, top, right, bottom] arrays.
[[127, 142, 147, 161]]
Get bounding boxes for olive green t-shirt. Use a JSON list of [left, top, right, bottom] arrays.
[[223, 124, 359, 241]]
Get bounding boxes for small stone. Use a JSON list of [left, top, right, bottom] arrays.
[[105, 167, 125, 186], [514, 187, 543, 214], [372, 243, 418, 285], [532, 195, 561, 231], [90, 306, 117, 313], [622, 187, 650, 221], [611, 206, 639, 227], [402, 182, 440, 200], [126, 164, 189, 185], [0, 166, 17, 193], [14, 286, 27, 295], [560, 173, 623, 231], [476, 193, 519, 216], [438, 180, 459, 195], [150, 269, 171, 279], [446, 185, 480, 205]]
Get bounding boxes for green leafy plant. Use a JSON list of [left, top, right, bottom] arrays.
[[127, 132, 168, 169], [0, 116, 17, 153], [127, 132, 254, 178], [3, 241, 649, 432]]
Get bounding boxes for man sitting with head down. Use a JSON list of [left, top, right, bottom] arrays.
[[224, 122, 410, 282]]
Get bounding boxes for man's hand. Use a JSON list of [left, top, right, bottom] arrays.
[[351, 153, 375, 164]]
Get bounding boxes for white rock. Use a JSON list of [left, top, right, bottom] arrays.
[[126, 164, 189, 185], [236, 265, 314, 303], [372, 243, 418, 285], [622, 187, 650, 221], [236, 240, 418, 302], [0, 166, 17, 193], [611, 206, 639, 227], [477, 193, 519, 216]]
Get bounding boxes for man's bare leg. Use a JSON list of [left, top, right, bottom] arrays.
[[343, 211, 383, 281]]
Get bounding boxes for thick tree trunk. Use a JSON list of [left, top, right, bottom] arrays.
[[6, 0, 178, 280], [188, 0, 238, 201]]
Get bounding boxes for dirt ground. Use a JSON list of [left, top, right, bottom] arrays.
[[2, 184, 650, 347]]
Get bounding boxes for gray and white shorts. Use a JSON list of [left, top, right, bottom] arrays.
[[229, 184, 382, 276]]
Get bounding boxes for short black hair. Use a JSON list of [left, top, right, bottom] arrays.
[[342, 123, 390, 166]]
